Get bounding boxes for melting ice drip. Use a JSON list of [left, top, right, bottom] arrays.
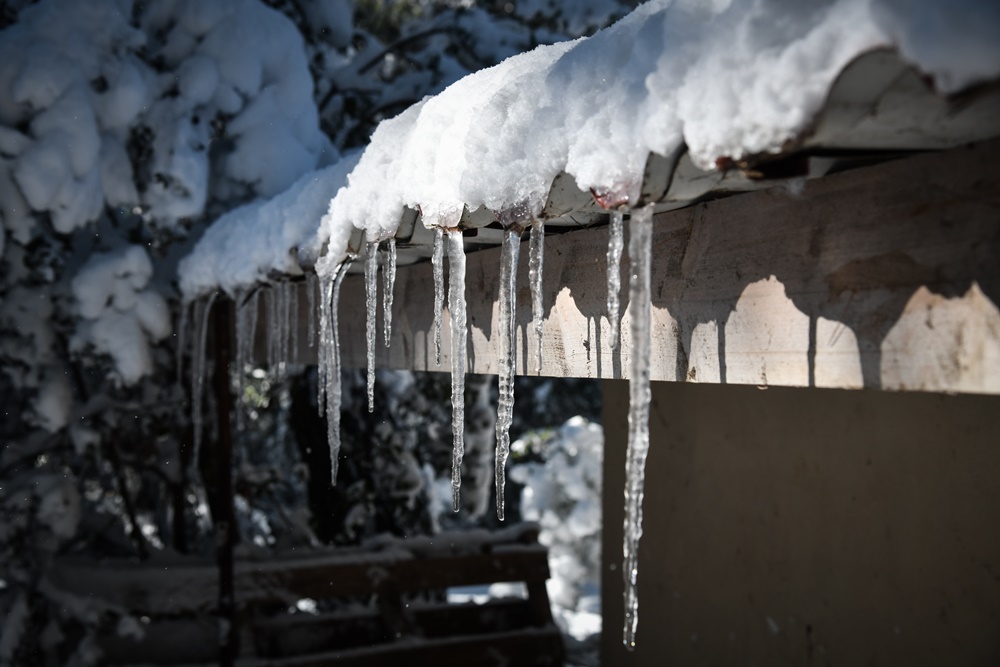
[[383, 237, 397, 347], [447, 230, 467, 511], [622, 205, 654, 649], [432, 227, 445, 366], [528, 221, 545, 374], [364, 240, 379, 412], [607, 210, 624, 350], [494, 224, 522, 521]]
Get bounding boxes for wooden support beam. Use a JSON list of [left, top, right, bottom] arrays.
[[292, 140, 1000, 394]]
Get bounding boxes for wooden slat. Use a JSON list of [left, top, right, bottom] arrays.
[[237, 627, 565, 667], [252, 598, 540, 657], [238, 549, 551, 602], [293, 140, 1000, 393]]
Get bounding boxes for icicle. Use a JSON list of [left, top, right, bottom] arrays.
[[383, 237, 396, 347], [191, 291, 217, 477], [607, 210, 625, 350], [176, 301, 190, 390], [326, 259, 352, 484], [307, 273, 317, 349], [317, 274, 332, 418], [622, 205, 654, 650], [290, 281, 299, 363], [432, 227, 445, 366], [447, 230, 468, 511], [494, 225, 522, 521], [365, 240, 379, 413], [528, 221, 545, 374]]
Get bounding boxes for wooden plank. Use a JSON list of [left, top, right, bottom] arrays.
[[252, 599, 540, 657], [237, 627, 565, 667], [238, 549, 551, 602], [293, 140, 1000, 393]]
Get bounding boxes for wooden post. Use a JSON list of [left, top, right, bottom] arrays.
[[211, 298, 238, 666]]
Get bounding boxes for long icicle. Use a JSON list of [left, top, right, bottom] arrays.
[[365, 240, 379, 413], [447, 230, 468, 511], [528, 220, 544, 374], [327, 259, 352, 484], [317, 274, 331, 418], [623, 205, 654, 650], [607, 209, 625, 350], [191, 290, 218, 477], [432, 227, 445, 366], [383, 237, 396, 347], [494, 225, 522, 521]]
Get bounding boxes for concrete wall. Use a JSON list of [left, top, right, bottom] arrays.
[[602, 381, 1000, 666]]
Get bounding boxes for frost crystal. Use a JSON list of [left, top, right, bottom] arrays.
[[447, 230, 468, 511], [495, 225, 522, 521], [623, 205, 654, 649]]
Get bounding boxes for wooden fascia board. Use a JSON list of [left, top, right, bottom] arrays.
[[285, 139, 1000, 394]]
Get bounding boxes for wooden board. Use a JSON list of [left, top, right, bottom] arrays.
[[288, 140, 1000, 394]]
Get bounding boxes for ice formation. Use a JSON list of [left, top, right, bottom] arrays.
[[383, 237, 397, 347], [365, 240, 379, 413], [529, 221, 545, 374], [607, 210, 624, 350], [447, 230, 468, 511], [432, 228, 445, 366], [494, 226, 523, 521], [328, 262, 351, 483], [622, 206, 653, 649]]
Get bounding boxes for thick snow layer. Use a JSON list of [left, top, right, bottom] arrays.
[[178, 153, 360, 299], [305, 0, 999, 271], [179, 0, 999, 291]]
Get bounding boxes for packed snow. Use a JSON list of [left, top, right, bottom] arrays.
[[177, 154, 360, 300]]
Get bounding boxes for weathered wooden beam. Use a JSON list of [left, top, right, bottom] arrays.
[[292, 140, 1000, 394]]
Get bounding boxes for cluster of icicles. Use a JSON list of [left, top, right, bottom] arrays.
[[184, 206, 655, 649]]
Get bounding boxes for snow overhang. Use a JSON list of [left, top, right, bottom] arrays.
[[338, 48, 1000, 272]]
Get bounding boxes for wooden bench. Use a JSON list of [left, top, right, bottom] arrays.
[[49, 524, 564, 666]]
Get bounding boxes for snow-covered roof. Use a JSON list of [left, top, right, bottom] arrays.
[[179, 0, 1000, 300]]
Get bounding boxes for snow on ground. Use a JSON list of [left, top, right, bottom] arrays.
[[180, 0, 1000, 295]]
